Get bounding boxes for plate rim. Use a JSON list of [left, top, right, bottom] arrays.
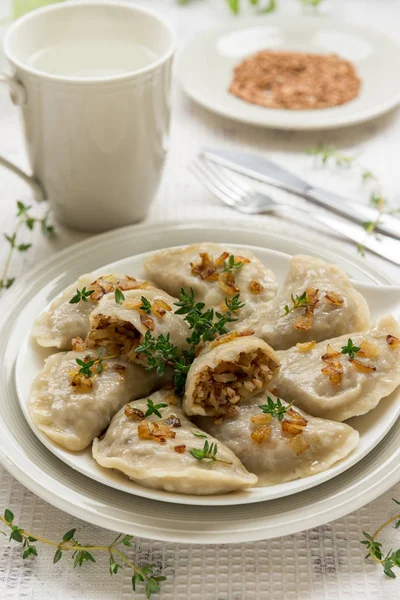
[[175, 15, 400, 130], [0, 218, 399, 544]]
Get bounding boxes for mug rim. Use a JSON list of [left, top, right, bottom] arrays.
[[3, 0, 177, 84]]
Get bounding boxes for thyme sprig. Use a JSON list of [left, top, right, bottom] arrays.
[[223, 254, 244, 273], [144, 398, 168, 419], [341, 338, 361, 360], [190, 439, 232, 465], [75, 348, 115, 377], [307, 144, 400, 255], [69, 287, 94, 304], [0, 200, 54, 292], [361, 499, 400, 578], [259, 396, 292, 421], [136, 288, 244, 394], [282, 291, 308, 316], [139, 296, 152, 314], [0, 509, 166, 598], [225, 294, 245, 312]]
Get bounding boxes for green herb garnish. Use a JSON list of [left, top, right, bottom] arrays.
[[191, 430, 208, 438], [259, 396, 291, 421], [76, 356, 96, 378], [75, 348, 107, 377], [190, 439, 232, 465], [223, 254, 244, 273], [341, 339, 361, 360], [139, 296, 152, 314], [0, 509, 166, 598], [225, 294, 245, 312], [144, 398, 168, 419], [0, 201, 55, 292], [282, 291, 308, 316], [190, 439, 218, 462], [69, 287, 94, 304], [115, 288, 125, 304], [361, 498, 400, 579], [136, 288, 245, 395]]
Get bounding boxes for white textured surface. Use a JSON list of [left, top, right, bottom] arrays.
[[1, 0, 400, 598]]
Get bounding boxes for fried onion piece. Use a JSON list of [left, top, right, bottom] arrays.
[[325, 291, 344, 305], [218, 271, 240, 296], [321, 359, 343, 385], [349, 358, 376, 374], [251, 424, 272, 444], [190, 252, 218, 281]]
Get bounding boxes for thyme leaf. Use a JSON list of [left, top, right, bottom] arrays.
[[259, 396, 291, 421], [139, 296, 152, 314], [282, 291, 308, 316], [223, 254, 244, 272], [144, 398, 168, 419], [115, 288, 125, 304], [190, 440, 232, 465], [69, 287, 94, 304], [341, 338, 360, 360]]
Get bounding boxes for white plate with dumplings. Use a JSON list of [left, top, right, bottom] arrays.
[[0, 220, 400, 543]]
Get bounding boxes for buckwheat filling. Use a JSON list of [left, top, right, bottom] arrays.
[[192, 349, 279, 415], [86, 315, 143, 363]]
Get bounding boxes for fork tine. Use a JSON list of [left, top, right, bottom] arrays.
[[190, 158, 240, 208], [200, 158, 251, 200], [195, 157, 245, 203]]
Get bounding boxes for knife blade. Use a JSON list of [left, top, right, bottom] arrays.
[[202, 147, 400, 241], [313, 213, 400, 266]]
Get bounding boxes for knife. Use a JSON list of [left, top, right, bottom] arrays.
[[202, 148, 400, 241], [312, 213, 400, 266]]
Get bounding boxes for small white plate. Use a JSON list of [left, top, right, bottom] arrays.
[[16, 245, 400, 506], [176, 16, 400, 130], [0, 220, 399, 543]]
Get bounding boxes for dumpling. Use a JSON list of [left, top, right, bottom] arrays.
[[233, 255, 370, 350], [271, 315, 400, 422], [31, 273, 151, 350], [29, 350, 168, 451], [144, 242, 277, 319], [92, 390, 258, 495], [87, 288, 190, 365], [184, 332, 280, 416], [197, 393, 359, 485]]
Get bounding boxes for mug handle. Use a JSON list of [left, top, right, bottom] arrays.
[[0, 74, 46, 201]]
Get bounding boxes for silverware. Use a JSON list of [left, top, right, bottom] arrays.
[[202, 147, 400, 241], [191, 156, 400, 267]]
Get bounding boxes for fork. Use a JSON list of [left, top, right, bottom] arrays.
[[190, 155, 400, 266]]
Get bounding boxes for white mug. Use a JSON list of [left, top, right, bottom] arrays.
[[0, 1, 175, 232]]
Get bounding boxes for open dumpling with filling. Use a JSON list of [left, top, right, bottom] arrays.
[[271, 315, 400, 422], [184, 332, 280, 416], [144, 242, 277, 319], [92, 390, 258, 495], [31, 273, 151, 350], [197, 393, 359, 485], [87, 288, 190, 365], [29, 350, 168, 451], [233, 255, 370, 350]]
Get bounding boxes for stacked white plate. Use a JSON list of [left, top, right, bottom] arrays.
[[0, 221, 399, 543]]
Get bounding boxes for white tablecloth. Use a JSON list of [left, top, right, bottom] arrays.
[[1, 1, 400, 598]]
